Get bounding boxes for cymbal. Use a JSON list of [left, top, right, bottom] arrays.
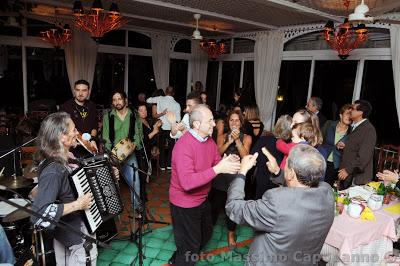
[[3, 207, 30, 223], [0, 176, 33, 189]]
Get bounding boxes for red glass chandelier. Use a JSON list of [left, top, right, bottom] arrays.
[[72, 0, 128, 41], [40, 24, 72, 49], [323, 0, 369, 59], [199, 39, 226, 60]]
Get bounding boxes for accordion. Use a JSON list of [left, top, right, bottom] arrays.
[[69, 154, 123, 234]]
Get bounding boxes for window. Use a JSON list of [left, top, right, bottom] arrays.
[[220, 61, 241, 108], [233, 38, 255, 53], [92, 53, 125, 106], [0, 45, 23, 113], [312, 61, 357, 120], [174, 39, 191, 53], [26, 47, 70, 105], [169, 59, 188, 106], [128, 55, 156, 102], [128, 31, 151, 49], [277, 61, 311, 118], [206, 61, 219, 110], [361, 60, 400, 144], [242, 61, 255, 104], [99, 30, 126, 46]]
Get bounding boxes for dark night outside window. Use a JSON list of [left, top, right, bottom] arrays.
[[92, 53, 125, 106], [312, 61, 356, 120], [128, 31, 151, 49], [361, 60, 400, 145], [276, 60, 311, 119], [206, 61, 219, 110], [169, 59, 188, 107], [0, 45, 22, 113], [128, 55, 156, 103], [220, 61, 241, 108]]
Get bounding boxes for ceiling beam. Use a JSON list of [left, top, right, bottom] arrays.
[[30, 0, 237, 34], [129, 0, 278, 29], [261, 0, 342, 22]]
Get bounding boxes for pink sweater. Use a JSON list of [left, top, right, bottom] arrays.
[[276, 139, 298, 169], [169, 132, 221, 208]]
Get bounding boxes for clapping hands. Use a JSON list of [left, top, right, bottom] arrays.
[[214, 154, 241, 175]]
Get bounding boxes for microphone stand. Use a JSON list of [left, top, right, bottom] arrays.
[[0, 137, 37, 179], [0, 194, 110, 266]]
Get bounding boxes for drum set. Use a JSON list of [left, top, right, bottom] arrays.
[[0, 174, 55, 266]]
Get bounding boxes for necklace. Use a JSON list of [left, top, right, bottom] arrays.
[[76, 104, 88, 119]]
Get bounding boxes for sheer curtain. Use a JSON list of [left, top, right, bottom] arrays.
[[254, 31, 284, 130], [64, 29, 97, 94], [190, 40, 208, 88], [151, 33, 171, 90], [390, 25, 400, 126]]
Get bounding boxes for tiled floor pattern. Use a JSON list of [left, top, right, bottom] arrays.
[[98, 170, 254, 265]]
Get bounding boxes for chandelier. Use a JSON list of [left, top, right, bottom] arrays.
[[199, 39, 226, 60], [72, 0, 128, 42], [323, 0, 370, 59], [40, 24, 72, 49]]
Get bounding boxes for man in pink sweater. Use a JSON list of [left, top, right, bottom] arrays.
[[169, 104, 241, 265]]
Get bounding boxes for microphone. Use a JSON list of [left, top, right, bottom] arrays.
[[82, 133, 91, 141]]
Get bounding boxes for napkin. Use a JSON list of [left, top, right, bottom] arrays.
[[360, 207, 375, 221], [367, 182, 381, 191], [384, 203, 400, 215]]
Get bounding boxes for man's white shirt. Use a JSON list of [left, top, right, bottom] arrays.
[[170, 113, 190, 139], [147, 95, 181, 130]]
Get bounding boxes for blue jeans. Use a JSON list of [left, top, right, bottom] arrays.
[[0, 225, 15, 264], [122, 153, 141, 210]]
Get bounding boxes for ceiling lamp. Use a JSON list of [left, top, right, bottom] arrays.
[[72, 0, 128, 42], [199, 39, 226, 60], [323, 0, 369, 59], [40, 24, 72, 49]]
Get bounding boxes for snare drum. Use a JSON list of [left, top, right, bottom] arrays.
[[111, 137, 136, 161]]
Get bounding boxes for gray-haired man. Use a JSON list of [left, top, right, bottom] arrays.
[[226, 144, 334, 266]]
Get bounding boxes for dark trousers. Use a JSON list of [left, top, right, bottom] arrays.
[[325, 161, 338, 187], [209, 188, 237, 231], [159, 129, 174, 168], [170, 201, 213, 266]]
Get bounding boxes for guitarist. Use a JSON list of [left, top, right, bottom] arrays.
[[102, 90, 143, 217]]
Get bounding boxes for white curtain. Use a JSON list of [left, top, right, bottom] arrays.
[[64, 29, 97, 94], [254, 31, 284, 130], [390, 25, 400, 127], [151, 34, 171, 90], [190, 40, 208, 89]]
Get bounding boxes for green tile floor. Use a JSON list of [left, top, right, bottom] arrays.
[[98, 217, 253, 266]]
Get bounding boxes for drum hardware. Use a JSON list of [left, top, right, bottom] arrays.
[[0, 176, 33, 189], [0, 191, 111, 265]]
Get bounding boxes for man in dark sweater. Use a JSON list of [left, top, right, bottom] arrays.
[[31, 112, 96, 265], [59, 79, 98, 157]]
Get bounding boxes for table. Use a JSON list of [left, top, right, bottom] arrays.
[[321, 200, 400, 265]]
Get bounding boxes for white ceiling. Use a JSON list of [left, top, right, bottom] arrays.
[[6, 0, 400, 37]]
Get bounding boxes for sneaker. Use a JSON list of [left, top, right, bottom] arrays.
[[166, 166, 172, 170], [160, 166, 166, 171]]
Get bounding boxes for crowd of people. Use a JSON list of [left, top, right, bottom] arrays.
[[1, 77, 395, 266]]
